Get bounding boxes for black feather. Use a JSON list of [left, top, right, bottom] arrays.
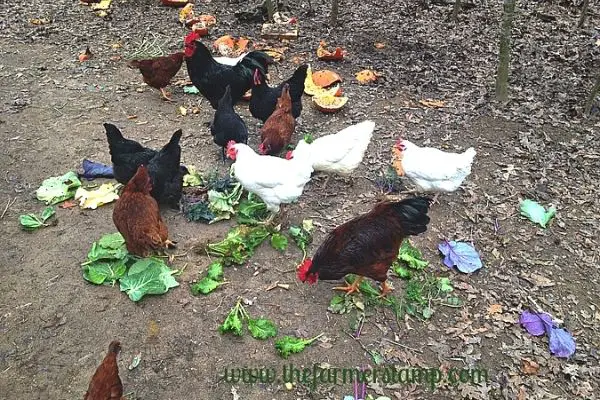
[[210, 86, 249, 161]]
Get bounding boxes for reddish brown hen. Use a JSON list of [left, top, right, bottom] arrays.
[[258, 83, 295, 156], [84, 341, 123, 400], [129, 52, 185, 101], [112, 165, 175, 257], [297, 197, 431, 297]]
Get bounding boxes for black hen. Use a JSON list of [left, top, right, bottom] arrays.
[[210, 85, 249, 161], [104, 123, 156, 184], [184, 31, 274, 109], [147, 129, 187, 209], [249, 64, 307, 123]]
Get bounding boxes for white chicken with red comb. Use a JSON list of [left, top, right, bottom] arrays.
[[226, 141, 313, 223]]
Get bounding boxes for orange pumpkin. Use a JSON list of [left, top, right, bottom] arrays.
[[316, 41, 345, 61], [312, 70, 342, 88], [312, 94, 348, 113], [213, 35, 249, 57]]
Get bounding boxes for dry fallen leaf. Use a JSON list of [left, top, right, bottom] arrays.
[[30, 18, 51, 25], [179, 3, 194, 23], [59, 200, 77, 209], [355, 69, 379, 84], [419, 98, 446, 108], [487, 304, 503, 315], [521, 358, 539, 375]]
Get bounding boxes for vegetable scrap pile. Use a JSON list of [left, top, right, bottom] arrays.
[[81, 232, 179, 302]]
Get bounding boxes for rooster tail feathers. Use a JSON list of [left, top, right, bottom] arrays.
[[392, 196, 432, 236], [108, 341, 121, 355], [239, 51, 273, 77]]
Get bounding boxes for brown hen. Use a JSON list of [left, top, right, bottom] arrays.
[[84, 341, 123, 400], [258, 83, 295, 156], [129, 52, 185, 101], [112, 165, 175, 257]]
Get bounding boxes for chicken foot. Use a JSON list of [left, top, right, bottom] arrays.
[[378, 280, 393, 298], [160, 88, 175, 102], [333, 276, 364, 294]]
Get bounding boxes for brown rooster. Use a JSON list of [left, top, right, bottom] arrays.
[[297, 197, 431, 297], [84, 341, 123, 400], [129, 52, 185, 101], [112, 165, 176, 257], [258, 83, 295, 155]]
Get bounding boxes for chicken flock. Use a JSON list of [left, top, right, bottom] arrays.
[[86, 29, 478, 398]]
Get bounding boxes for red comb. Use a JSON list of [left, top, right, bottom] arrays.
[[184, 31, 200, 44]]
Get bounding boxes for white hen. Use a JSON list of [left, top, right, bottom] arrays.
[[393, 139, 476, 194], [226, 141, 313, 219], [291, 120, 375, 176]]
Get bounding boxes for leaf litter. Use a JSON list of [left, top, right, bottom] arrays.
[[3, 0, 600, 398]]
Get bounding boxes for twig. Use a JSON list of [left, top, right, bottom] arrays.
[[0, 197, 17, 219], [382, 337, 423, 353], [577, 0, 590, 28]]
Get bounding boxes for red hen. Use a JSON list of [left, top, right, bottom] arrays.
[[259, 83, 295, 155], [84, 340, 123, 400], [129, 52, 185, 101], [112, 165, 175, 257], [297, 197, 431, 297]]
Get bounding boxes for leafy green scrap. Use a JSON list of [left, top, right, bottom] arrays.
[[236, 194, 269, 225], [248, 318, 278, 340], [219, 298, 277, 339], [36, 171, 82, 205], [82, 260, 127, 285], [289, 219, 314, 260], [275, 333, 324, 359], [208, 182, 243, 223], [270, 233, 288, 252], [19, 206, 56, 231], [119, 258, 179, 302], [206, 225, 270, 266]]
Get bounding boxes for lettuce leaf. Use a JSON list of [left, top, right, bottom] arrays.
[[36, 171, 82, 205], [119, 258, 179, 302]]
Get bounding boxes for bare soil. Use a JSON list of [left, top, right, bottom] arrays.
[[0, 0, 599, 399]]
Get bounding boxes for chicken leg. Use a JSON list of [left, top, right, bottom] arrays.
[[378, 280, 393, 298], [334, 276, 364, 294], [160, 88, 174, 102]]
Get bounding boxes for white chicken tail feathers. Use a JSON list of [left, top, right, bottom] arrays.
[[391, 196, 431, 236]]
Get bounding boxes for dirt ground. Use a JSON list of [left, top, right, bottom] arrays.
[[1, 0, 599, 399]]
